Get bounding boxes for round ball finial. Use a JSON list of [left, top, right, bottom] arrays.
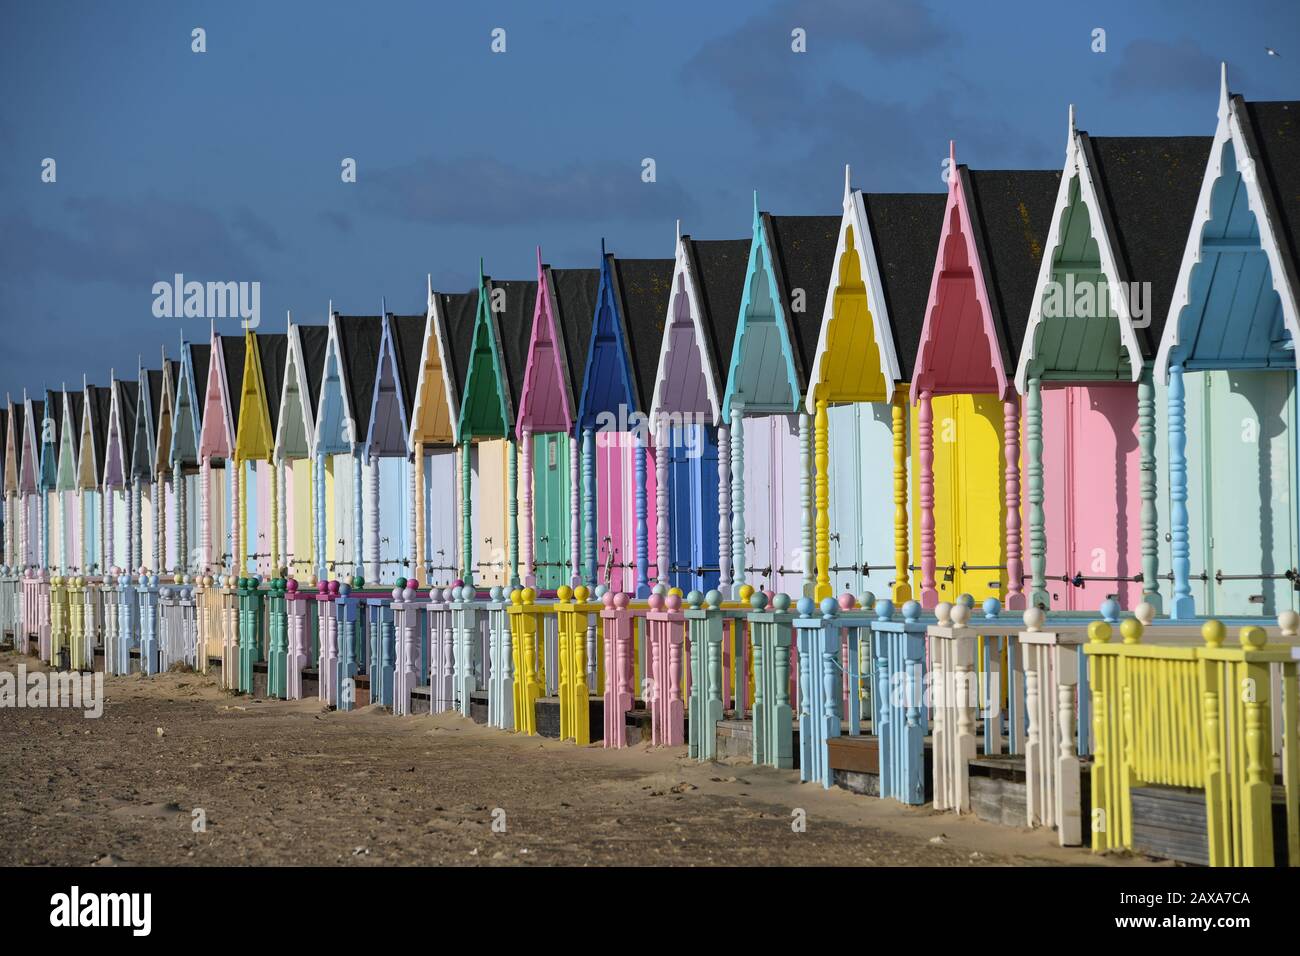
[[652, 582, 667, 597], [860, 590, 876, 610], [668, 587, 683, 598], [950, 603, 971, 628], [402, 587, 415, 602], [521, 587, 536, 605], [613, 592, 630, 610], [875, 598, 895, 621], [665, 593, 681, 611], [796, 596, 815, 617], [704, 589, 722, 609], [685, 590, 704, 609], [317, 580, 328, 594], [328, 579, 340, 595], [351, 575, 364, 589], [594, 583, 609, 599], [1100, 598, 1121, 623], [1201, 619, 1226, 648], [1119, 617, 1143, 644], [452, 578, 464, 589], [1239, 624, 1266, 650], [649, 593, 665, 611], [286, 578, 298, 593], [510, 588, 523, 606], [838, 592, 855, 611], [1135, 602, 1157, 626], [574, 585, 590, 603], [738, 584, 754, 604], [957, 593, 975, 608], [1023, 607, 1046, 631], [1088, 620, 1112, 644], [337, 582, 351, 597], [982, 597, 1001, 618], [772, 592, 791, 612], [819, 596, 838, 618], [391, 587, 403, 600], [749, 591, 767, 611], [489, 585, 504, 601], [935, 601, 953, 626], [556, 585, 573, 603], [601, 591, 615, 609], [902, 600, 922, 622], [1277, 609, 1299, 637], [395, 577, 408, 590]]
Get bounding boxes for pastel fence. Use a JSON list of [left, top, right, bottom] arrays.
[[450, 592, 486, 718], [220, 582, 240, 689], [22, 571, 50, 658], [601, 595, 636, 747], [66, 577, 95, 671], [193, 580, 221, 675], [793, 598, 846, 788], [870, 600, 929, 804], [686, 593, 727, 761], [335, 591, 363, 710], [749, 595, 797, 770], [1086, 614, 1300, 867], [285, 588, 312, 700], [265, 581, 288, 699], [509, 590, 548, 735], [101, 578, 125, 675], [316, 585, 340, 707], [391, 589, 423, 716], [482, 590, 513, 729], [0, 570, 20, 645], [157, 581, 196, 672], [49, 577, 68, 667], [555, 588, 601, 745], [133, 578, 159, 675], [427, 592, 457, 715], [366, 596, 395, 710]]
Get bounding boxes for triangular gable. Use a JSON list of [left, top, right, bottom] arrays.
[[130, 371, 157, 481], [103, 379, 137, 489], [170, 343, 205, 468], [1016, 109, 1211, 389], [39, 391, 60, 490], [20, 397, 42, 494], [56, 390, 81, 491], [234, 330, 281, 462], [275, 321, 324, 461], [1157, 70, 1300, 377], [152, 360, 178, 477], [807, 170, 946, 409], [315, 313, 382, 452], [77, 385, 107, 490], [3, 401, 18, 494], [651, 231, 748, 423], [409, 283, 460, 447], [458, 272, 514, 441], [519, 252, 575, 435], [912, 151, 1059, 401], [198, 336, 236, 459], [578, 252, 640, 430], [366, 314, 413, 457], [611, 256, 674, 416]]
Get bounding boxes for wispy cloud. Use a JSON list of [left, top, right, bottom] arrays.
[[1109, 38, 1235, 95]]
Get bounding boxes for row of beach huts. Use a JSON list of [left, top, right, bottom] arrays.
[[1, 69, 1297, 867]]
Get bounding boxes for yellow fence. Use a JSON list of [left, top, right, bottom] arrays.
[[1086, 617, 1299, 866]]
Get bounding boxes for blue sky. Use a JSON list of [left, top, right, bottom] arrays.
[[2, 0, 1297, 398]]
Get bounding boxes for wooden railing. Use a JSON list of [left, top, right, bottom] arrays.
[[1086, 613, 1300, 866]]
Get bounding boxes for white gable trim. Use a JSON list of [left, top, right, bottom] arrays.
[[650, 232, 724, 427]]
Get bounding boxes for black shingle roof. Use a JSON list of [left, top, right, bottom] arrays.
[[220, 336, 245, 430], [1082, 135, 1213, 357], [609, 257, 674, 412], [188, 343, 210, 429], [860, 193, 948, 382], [684, 238, 750, 398], [439, 291, 479, 400], [1239, 99, 1300, 324], [764, 215, 841, 390], [333, 316, 383, 441], [391, 314, 426, 418], [255, 333, 288, 434], [548, 268, 600, 400], [116, 380, 138, 477], [961, 168, 1063, 373], [488, 280, 538, 417], [295, 326, 328, 414]]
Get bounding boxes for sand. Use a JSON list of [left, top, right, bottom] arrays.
[[0, 650, 1162, 867]]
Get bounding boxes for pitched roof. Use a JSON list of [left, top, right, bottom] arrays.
[[296, 325, 328, 414], [220, 336, 246, 426], [764, 215, 840, 388], [1081, 135, 1213, 357], [861, 193, 949, 381], [146, 369, 164, 430], [67, 391, 83, 457], [189, 343, 210, 417], [685, 238, 755, 391], [255, 333, 288, 433], [116, 380, 138, 475], [87, 385, 111, 468], [439, 291, 479, 399], [1238, 98, 1300, 313], [961, 168, 1063, 372], [548, 268, 600, 398], [333, 315, 383, 439], [488, 280, 538, 415], [45, 391, 64, 448], [391, 314, 426, 416], [609, 258, 674, 411]]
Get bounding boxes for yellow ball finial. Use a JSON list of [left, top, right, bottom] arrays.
[[556, 585, 573, 603], [1238, 624, 1265, 650], [522, 587, 537, 605], [574, 585, 590, 603], [510, 588, 523, 606], [668, 587, 683, 598], [1087, 620, 1112, 644], [1119, 617, 1142, 645], [1201, 619, 1226, 648], [738, 584, 754, 603]]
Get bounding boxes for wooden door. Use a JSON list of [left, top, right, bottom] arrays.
[[532, 432, 570, 590]]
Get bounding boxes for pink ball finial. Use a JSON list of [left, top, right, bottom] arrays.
[[666, 593, 681, 611], [601, 591, 615, 609], [838, 592, 856, 611], [328, 580, 340, 595], [286, 578, 298, 593], [452, 578, 464, 589], [407, 579, 418, 592], [648, 593, 664, 611], [613, 592, 630, 610], [317, 580, 328, 594]]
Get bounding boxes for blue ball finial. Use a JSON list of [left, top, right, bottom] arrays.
[[875, 598, 895, 620], [902, 600, 922, 622], [1100, 597, 1121, 623], [772, 592, 791, 612], [983, 597, 1001, 619], [819, 596, 838, 618], [796, 596, 815, 618], [958, 593, 975, 608], [686, 590, 703, 608], [861, 590, 876, 610], [703, 588, 722, 609]]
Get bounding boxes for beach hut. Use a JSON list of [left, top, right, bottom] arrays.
[[39, 389, 63, 570], [273, 318, 327, 579], [128, 366, 159, 572], [574, 247, 672, 595], [77, 381, 111, 573], [54, 388, 83, 571], [147, 356, 181, 573], [169, 340, 208, 574], [515, 251, 600, 590], [909, 150, 1059, 609], [430, 288, 478, 584], [1154, 69, 1300, 619], [805, 169, 946, 603], [313, 311, 382, 583], [230, 329, 288, 578], [102, 375, 138, 573], [722, 198, 839, 599], [648, 227, 748, 594], [456, 270, 535, 589], [1014, 109, 1211, 612], [362, 307, 423, 585], [196, 331, 243, 574], [3, 401, 16, 568], [20, 392, 44, 569]]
